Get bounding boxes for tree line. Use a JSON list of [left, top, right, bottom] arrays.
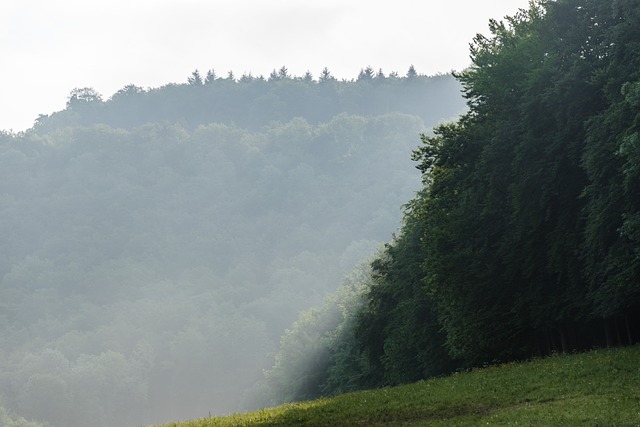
[[31, 66, 462, 134], [258, 0, 640, 406]]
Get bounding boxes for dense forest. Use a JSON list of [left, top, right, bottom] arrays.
[[258, 0, 640, 407], [0, 71, 464, 427], [4, 0, 639, 425]]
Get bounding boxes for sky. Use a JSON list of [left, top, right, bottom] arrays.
[[1, 0, 531, 132]]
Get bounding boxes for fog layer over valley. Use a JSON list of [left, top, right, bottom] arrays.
[[0, 73, 464, 427]]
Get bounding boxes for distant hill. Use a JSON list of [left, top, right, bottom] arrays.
[[0, 69, 465, 427], [31, 70, 465, 133]]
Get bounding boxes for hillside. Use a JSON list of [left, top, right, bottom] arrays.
[[156, 345, 640, 426], [4, 0, 640, 425], [0, 71, 465, 427]]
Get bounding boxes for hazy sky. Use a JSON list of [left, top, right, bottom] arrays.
[[1, 0, 531, 132]]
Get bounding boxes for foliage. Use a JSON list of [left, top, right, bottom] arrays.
[[256, 262, 374, 407], [356, 195, 455, 386], [359, 0, 640, 374]]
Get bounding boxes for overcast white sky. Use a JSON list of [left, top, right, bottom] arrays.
[[1, 0, 531, 132]]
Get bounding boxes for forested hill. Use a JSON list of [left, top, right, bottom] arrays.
[[0, 68, 465, 427], [259, 0, 640, 408], [30, 68, 463, 133]]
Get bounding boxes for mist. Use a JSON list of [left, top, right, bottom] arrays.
[[0, 71, 464, 427]]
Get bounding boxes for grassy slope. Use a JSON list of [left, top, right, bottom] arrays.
[[156, 346, 640, 427]]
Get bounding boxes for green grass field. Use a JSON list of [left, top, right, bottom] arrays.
[[155, 346, 640, 426]]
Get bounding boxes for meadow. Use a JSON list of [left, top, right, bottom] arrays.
[[157, 345, 640, 426]]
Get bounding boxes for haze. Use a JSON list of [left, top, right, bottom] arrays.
[[1, 75, 467, 426], [1, 0, 530, 132], [1, 2, 532, 427]]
